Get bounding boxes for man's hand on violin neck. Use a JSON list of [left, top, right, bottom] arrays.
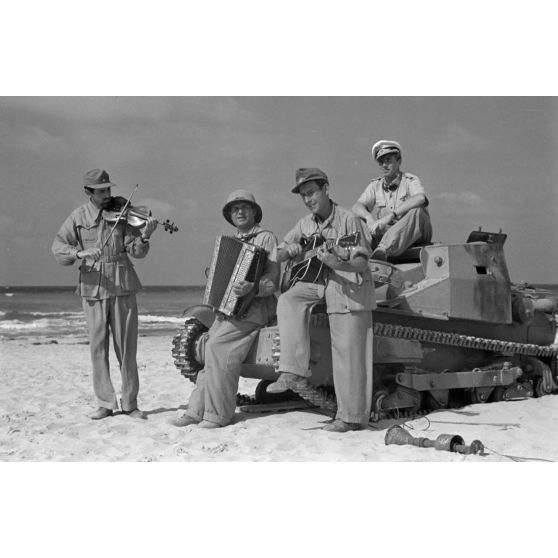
[[77, 247, 102, 261], [142, 217, 157, 238]]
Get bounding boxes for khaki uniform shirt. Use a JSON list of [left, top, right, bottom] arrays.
[[52, 199, 149, 300], [281, 203, 375, 313], [357, 171, 429, 220], [234, 225, 280, 326]]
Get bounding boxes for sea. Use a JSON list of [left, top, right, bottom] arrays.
[[1, 284, 557, 341], [0, 285, 205, 340]]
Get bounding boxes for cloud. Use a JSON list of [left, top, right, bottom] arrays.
[[434, 123, 490, 153], [436, 191, 483, 205], [0, 97, 253, 127], [0, 121, 67, 153]]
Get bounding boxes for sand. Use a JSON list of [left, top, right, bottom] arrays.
[[3, 333, 558, 558], [1, 333, 558, 462]]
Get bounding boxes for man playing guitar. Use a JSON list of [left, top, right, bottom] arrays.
[[267, 168, 376, 433]]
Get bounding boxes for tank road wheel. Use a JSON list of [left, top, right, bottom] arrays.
[[490, 386, 506, 402], [490, 382, 534, 401], [425, 389, 449, 410], [470, 387, 494, 404], [371, 390, 389, 415], [525, 358, 555, 397], [534, 371, 555, 397], [171, 317, 209, 383]]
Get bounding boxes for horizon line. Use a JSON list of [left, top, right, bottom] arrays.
[[0, 284, 205, 289]]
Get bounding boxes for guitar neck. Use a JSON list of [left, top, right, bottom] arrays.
[[301, 238, 338, 262]]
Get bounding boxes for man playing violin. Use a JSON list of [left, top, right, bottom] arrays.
[[266, 168, 375, 432], [52, 169, 157, 420]]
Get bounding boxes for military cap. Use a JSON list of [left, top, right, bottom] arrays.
[[222, 189, 263, 225], [83, 169, 117, 189], [292, 168, 329, 194], [371, 140, 402, 161]]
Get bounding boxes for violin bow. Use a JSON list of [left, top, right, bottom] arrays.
[[100, 184, 139, 250]]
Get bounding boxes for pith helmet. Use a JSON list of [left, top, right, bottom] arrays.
[[222, 189, 263, 225]]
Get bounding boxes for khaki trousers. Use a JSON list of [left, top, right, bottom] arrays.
[[185, 317, 261, 426], [82, 295, 139, 412], [277, 282, 374, 425], [375, 207, 432, 257]]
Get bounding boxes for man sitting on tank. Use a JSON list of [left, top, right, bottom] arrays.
[[351, 140, 433, 261], [170, 190, 280, 429]]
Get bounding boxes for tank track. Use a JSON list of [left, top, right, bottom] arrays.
[[264, 320, 558, 420], [372, 322, 558, 358], [172, 316, 558, 420], [171, 317, 208, 381]]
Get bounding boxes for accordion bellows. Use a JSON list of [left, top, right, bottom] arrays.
[[203, 235, 267, 317]]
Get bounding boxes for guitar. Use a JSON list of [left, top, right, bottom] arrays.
[[281, 232, 361, 292]]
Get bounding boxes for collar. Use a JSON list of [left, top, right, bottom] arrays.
[[236, 224, 261, 242], [83, 199, 104, 226], [382, 172, 402, 192], [312, 200, 336, 226]]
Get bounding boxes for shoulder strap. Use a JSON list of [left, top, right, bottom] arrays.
[[239, 229, 273, 243]]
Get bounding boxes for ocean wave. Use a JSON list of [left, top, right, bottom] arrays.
[[139, 315, 185, 324], [0, 316, 86, 331], [23, 311, 83, 318], [0, 313, 185, 336]]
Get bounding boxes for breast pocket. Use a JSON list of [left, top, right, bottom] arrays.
[[78, 225, 99, 248], [373, 200, 386, 219]]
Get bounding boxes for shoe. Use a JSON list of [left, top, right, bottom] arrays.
[[170, 413, 199, 427], [322, 419, 362, 433], [123, 408, 147, 420], [89, 407, 113, 420], [198, 420, 221, 429], [266, 372, 309, 394]]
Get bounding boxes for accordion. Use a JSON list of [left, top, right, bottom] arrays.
[[203, 235, 268, 317]]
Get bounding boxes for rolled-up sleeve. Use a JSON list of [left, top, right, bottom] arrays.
[[125, 227, 150, 259], [407, 174, 425, 197], [280, 222, 303, 248], [256, 232, 280, 297], [52, 216, 80, 266], [356, 182, 376, 211]]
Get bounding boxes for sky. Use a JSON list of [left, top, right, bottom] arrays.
[[1, 96, 556, 286]]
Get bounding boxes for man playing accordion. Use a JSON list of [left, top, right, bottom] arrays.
[[171, 190, 279, 428]]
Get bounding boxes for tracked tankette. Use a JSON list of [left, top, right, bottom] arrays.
[[172, 229, 558, 420]]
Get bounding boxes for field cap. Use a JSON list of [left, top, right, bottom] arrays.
[[292, 168, 329, 193], [372, 140, 402, 161], [222, 189, 263, 225], [83, 169, 117, 189]]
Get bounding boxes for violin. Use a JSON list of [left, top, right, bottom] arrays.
[[102, 196, 179, 234]]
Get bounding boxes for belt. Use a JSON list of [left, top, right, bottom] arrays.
[[97, 253, 128, 263]]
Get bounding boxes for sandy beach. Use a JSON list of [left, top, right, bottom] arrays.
[[1, 333, 558, 462]]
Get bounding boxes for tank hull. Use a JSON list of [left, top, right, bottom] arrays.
[[172, 230, 558, 417]]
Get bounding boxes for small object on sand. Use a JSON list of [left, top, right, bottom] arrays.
[[385, 425, 484, 455]]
